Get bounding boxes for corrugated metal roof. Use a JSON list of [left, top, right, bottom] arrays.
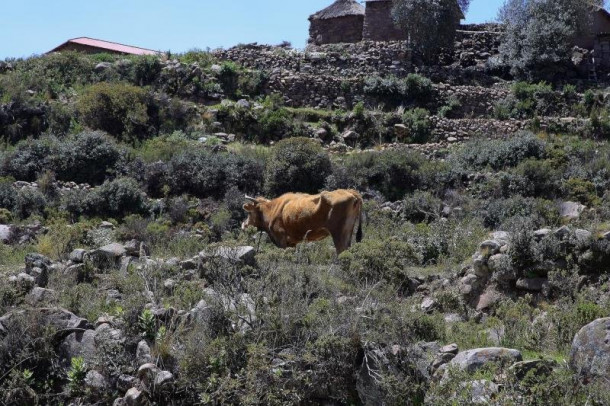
[[49, 37, 160, 55]]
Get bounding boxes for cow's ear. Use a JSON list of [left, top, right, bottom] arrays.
[[243, 203, 256, 212]]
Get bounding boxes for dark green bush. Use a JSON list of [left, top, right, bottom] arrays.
[[14, 188, 46, 219], [53, 131, 122, 185], [131, 55, 162, 86], [363, 74, 433, 107], [345, 149, 427, 201], [166, 149, 264, 198], [94, 177, 147, 218], [402, 108, 433, 143], [451, 132, 546, 172], [217, 61, 240, 98], [0, 178, 16, 211], [264, 137, 332, 196], [77, 82, 151, 141], [2, 138, 55, 181], [482, 196, 559, 229], [402, 191, 442, 223]]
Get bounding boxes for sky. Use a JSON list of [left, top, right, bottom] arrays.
[[0, 0, 505, 60]]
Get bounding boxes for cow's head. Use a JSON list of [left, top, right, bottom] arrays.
[[242, 195, 269, 230]]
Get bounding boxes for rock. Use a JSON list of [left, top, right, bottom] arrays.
[[315, 127, 330, 142], [9, 273, 35, 291], [124, 387, 145, 406], [394, 123, 408, 139], [559, 201, 585, 221], [479, 240, 501, 256], [61, 330, 97, 363], [516, 278, 548, 292], [136, 340, 152, 365], [449, 347, 522, 373], [459, 274, 479, 296], [485, 324, 505, 346], [465, 380, 499, 404], [85, 370, 108, 391], [570, 317, 610, 382], [472, 255, 489, 277], [100, 221, 115, 229], [94, 62, 113, 72], [554, 225, 571, 239], [154, 370, 174, 387], [69, 249, 87, 263], [26, 287, 57, 305], [534, 228, 552, 240], [137, 363, 160, 387], [87, 243, 127, 269], [490, 231, 509, 243], [574, 229, 592, 242], [25, 253, 51, 287], [510, 359, 557, 380], [27, 267, 48, 288], [123, 240, 141, 256], [0, 224, 12, 243], [117, 374, 138, 392], [440, 343, 459, 354], [236, 99, 250, 109], [341, 130, 359, 142], [200, 246, 255, 266], [64, 263, 89, 283], [420, 297, 437, 313]]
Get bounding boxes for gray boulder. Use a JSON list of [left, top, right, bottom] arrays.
[[87, 243, 126, 269], [516, 278, 548, 292], [559, 201, 585, 221], [200, 246, 256, 266], [69, 249, 87, 263], [136, 340, 153, 365], [448, 347, 522, 373], [570, 317, 610, 382], [85, 370, 108, 392], [0, 224, 12, 243], [26, 287, 57, 305], [9, 273, 35, 291], [124, 387, 146, 406]]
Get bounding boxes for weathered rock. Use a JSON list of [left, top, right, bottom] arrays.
[[394, 123, 408, 139], [94, 62, 113, 72], [87, 243, 126, 269], [85, 370, 108, 392], [570, 317, 610, 382], [449, 347, 522, 373], [472, 255, 489, 277], [510, 359, 557, 380], [124, 387, 145, 406], [0, 224, 12, 243], [9, 273, 35, 291], [26, 287, 57, 305], [69, 249, 87, 263], [420, 297, 437, 313], [559, 201, 585, 221], [137, 340, 153, 365], [154, 370, 174, 387], [61, 330, 97, 363], [479, 240, 501, 256], [137, 363, 160, 387], [516, 278, 548, 292], [534, 228, 552, 240], [100, 221, 115, 229], [440, 343, 459, 354], [200, 246, 255, 266], [464, 380, 499, 404], [459, 274, 479, 296], [476, 286, 502, 311], [554, 225, 571, 239]]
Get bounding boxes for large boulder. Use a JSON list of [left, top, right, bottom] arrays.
[[86, 243, 127, 269], [200, 246, 256, 266], [448, 347, 522, 373], [559, 201, 585, 221], [570, 317, 610, 382]]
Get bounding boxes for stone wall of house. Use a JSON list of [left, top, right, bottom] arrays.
[[309, 15, 365, 46], [362, 1, 407, 41]]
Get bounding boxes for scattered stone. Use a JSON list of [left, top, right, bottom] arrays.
[[510, 359, 557, 380], [534, 228, 552, 240], [155, 370, 174, 387], [87, 243, 127, 269], [100, 221, 115, 229], [420, 297, 437, 313], [124, 387, 145, 406], [440, 344, 459, 354], [479, 240, 501, 256], [200, 246, 255, 266], [26, 287, 57, 305], [9, 273, 35, 291]]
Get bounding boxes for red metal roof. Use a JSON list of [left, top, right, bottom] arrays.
[[49, 37, 160, 55]]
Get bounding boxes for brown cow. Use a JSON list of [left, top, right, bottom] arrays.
[[242, 189, 363, 254]]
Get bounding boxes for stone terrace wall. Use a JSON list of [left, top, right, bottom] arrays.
[[214, 42, 412, 78], [309, 15, 364, 45]]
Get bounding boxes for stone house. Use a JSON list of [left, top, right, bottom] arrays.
[[362, 0, 408, 41], [308, 0, 365, 45]]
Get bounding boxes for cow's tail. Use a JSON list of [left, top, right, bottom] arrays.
[[356, 201, 364, 243]]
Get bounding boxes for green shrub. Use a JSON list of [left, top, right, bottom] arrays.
[[264, 137, 332, 196], [0, 179, 16, 212], [339, 239, 419, 289], [77, 82, 151, 141], [402, 108, 433, 143], [53, 131, 122, 185], [438, 96, 462, 118], [482, 196, 559, 229], [14, 188, 46, 219], [345, 149, 427, 201], [166, 149, 264, 198], [402, 191, 442, 223], [363, 74, 432, 107], [563, 178, 600, 206], [2, 138, 55, 181], [217, 61, 240, 98], [131, 55, 162, 86], [451, 132, 546, 172], [94, 177, 147, 218], [257, 107, 292, 142]]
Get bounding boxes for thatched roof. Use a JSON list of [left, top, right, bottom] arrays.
[[310, 0, 365, 20]]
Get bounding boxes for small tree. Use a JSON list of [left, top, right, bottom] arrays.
[[498, 0, 604, 79], [392, 0, 466, 62]]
